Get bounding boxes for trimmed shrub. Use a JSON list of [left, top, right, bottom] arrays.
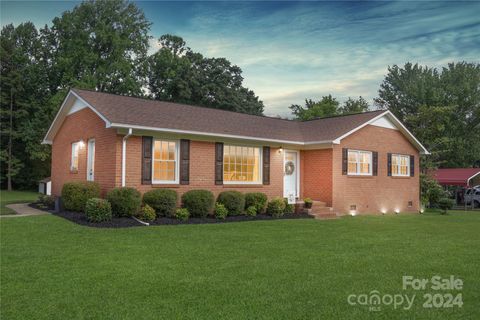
[[61, 181, 101, 212], [136, 204, 156, 222], [175, 208, 190, 221], [284, 199, 295, 214], [438, 198, 455, 215], [181, 190, 214, 218], [215, 202, 228, 219], [38, 194, 55, 209], [245, 192, 268, 214], [106, 187, 141, 217], [267, 197, 286, 217], [143, 189, 177, 217], [246, 205, 257, 217], [217, 191, 245, 215], [85, 198, 112, 222]]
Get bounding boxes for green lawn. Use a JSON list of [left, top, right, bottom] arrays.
[[1, 210, 479, 319], [0, 190, 39, 215]]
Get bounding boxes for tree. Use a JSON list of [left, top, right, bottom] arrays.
[[375, 62, 480, 168], [43, 0, 151, 95], [289, 95, 339, 120], [339, 96, 369, 115], [147, 34, 264, 115]]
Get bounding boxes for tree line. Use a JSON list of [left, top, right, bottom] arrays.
[[1, 0, 479, 190]]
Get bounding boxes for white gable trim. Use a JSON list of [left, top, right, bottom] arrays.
[[42, 90, 111, 144], [370, 115, 398, 130], [332, 110, 429, 154]]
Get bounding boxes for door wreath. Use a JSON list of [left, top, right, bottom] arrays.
[[285, 161, 295, 175]]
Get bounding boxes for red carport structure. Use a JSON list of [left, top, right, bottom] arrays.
[[432, 168, 480, 187], [432, 168, 480, 208]]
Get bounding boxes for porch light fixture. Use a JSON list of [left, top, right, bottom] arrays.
[[78, 140, 85, 148], [279, 146, 283, 153]]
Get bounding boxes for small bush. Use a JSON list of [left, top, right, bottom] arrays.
[[304, 197, 313, 209], [175, 208, 190, 221], [136, 204, 156, 222], [85, 198, 112, 222], [215, 202, 228, 219], [106, 187, 142, 217], [181, 190, 214, 218], [217, 191, 245, 215], [267, 197, 286, 217], [246, 205, 257, 217], [38, 194, 55, 209], [61, 181, 101, 212], [284, 199, 295, 214], [143, 189, 177, 217], [438, 198, 455, 215], [245, 192, 268, 214]]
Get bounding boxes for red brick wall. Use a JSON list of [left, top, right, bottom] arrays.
[[332, 125, 420, 215], [300, 149, 333, 206], [124, 138, 284, 202], [51, 108, 118, 196]]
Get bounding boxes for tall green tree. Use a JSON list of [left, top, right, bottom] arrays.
[[147, 34, 264, 115], [339, 96, 369, 115], [290, 95, 369, 120], [43, 0, 151, 95], [375, 62, 480, 168]]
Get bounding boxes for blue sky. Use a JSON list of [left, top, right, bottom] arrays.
[[2, 1, 479, 116]]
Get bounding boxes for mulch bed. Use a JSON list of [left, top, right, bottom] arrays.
[[29, 203, 312, 228]]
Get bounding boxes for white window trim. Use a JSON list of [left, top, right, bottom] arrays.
[[71, 142, 79, 171], [223, 145, 263, 185], [347, 149, 372, 176], [391, 154, 410, 177], [151, 139, 180, 184]]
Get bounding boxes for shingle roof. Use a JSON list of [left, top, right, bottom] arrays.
[[72, 88, 386, 143]]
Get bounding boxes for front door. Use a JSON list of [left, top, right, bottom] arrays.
[[87, 139, 95, 181], [283, 150, 299, 199]]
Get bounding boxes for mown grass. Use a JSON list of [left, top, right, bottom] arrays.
[[1, 210, 479, 319], [0, 190, 39, 215]]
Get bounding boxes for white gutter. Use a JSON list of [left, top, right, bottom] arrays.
[[122, 128, 133, 187]]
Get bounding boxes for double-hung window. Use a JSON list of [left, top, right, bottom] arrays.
[[391, 154, 410, 177], [223, 145, 261, 183], [347, 150, 372, 175], [71, 142, 79, 171], [152, 139, 179, 184]]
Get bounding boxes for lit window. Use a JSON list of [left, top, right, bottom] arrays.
[[152, 140, 178, 183], [223, 145, 261, 183], [71, 142, 79, 171], [347, 150, 372, 175], [392, 154, 410, 177]]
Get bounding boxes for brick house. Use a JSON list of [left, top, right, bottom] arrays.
[[43, 89, 429, 215]]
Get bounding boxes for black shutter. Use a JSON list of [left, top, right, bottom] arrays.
[[387, 153, 392, 176], [180, 139, 190, 185], [372, 151, 378, 176], [262, 147, 270, 185], [142, 136, 153, 184], [215, 142, 223, 185], [410, 155, 415, 177], [342, 148, 348, 175]]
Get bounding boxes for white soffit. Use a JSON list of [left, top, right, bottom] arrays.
[[370, 115, 398, 130]]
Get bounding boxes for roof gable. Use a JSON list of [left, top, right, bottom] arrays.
[[43, 89, 429, 154]]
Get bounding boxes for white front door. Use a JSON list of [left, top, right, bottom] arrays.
[[87, 139, 95, 181], [284, 150, 299, 199]]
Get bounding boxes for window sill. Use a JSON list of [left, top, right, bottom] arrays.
[[347, 175, 373, 178], [390, 175, 411, 179], [152, 183, 180, 188], [223, 184, 264, 188]]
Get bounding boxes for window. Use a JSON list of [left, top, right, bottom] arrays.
[[71, 142, 79, 171], [223, 145, 261, 183], [391, 154, 410, 177], [152, 140, 179, 183], [347, 150, 372, 175]]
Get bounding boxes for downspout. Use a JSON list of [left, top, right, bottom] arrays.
[[122, 128, 133, 187]]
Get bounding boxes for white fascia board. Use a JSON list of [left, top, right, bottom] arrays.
[[467, 171, 480, 186], [333, 111, 430, 155], [42, 90, 112, 144], [110, 123, 334, 146]]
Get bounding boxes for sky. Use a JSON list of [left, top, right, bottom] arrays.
[[2, 1, 479, 116]]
